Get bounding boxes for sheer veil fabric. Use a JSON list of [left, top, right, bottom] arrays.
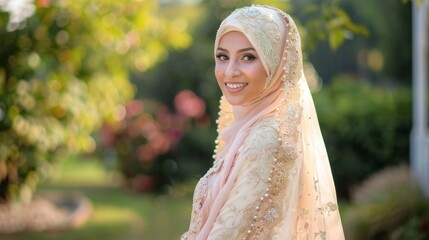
[[182, 5, 344, 239]]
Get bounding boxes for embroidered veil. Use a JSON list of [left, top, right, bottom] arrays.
[[182, 5, 344, 240]]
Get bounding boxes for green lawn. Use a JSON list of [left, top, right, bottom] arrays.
[[3, 156, 194, 240]]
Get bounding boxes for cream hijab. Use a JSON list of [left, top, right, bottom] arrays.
[[197, 5, 344, 239]]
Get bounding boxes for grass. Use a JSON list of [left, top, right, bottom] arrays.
[[2, 155, 194, 240]]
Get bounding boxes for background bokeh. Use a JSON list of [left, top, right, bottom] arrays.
[[0, 0, 427, 239]]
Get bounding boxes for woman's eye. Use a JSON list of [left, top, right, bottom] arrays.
[[243, 54, 256, 61], [216, 54, 228, 61]]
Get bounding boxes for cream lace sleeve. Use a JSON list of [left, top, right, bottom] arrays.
[[207, 118, 281, 239]]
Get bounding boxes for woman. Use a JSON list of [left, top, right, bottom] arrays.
[[182, 5, 344, 239]]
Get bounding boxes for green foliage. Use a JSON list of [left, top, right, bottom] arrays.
[[0, 0, 191, 202], [301, 2, 368, 51], [313, 75, 411, 197], [402, 0, 424, 6], [343, 165, 429, 240], [398, 216, 429, 240], [341, 0, 412, 83]]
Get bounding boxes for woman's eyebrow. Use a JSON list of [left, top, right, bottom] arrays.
[[217, 47, 228, 52], [238, 47, 256, 53], [216, 47, 256, 53]]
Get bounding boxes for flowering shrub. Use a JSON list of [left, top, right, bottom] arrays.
[[0, 0, 191, 202], [101, 90, 207, 192]]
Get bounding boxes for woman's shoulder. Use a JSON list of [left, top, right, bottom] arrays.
[[243, 116, 280, 153]]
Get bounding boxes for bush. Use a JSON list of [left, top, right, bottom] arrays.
[[313, 75, 412, 198], [99, 90, 213, 192], [343, 165, 429, 240], [0, 1, 191, 202]]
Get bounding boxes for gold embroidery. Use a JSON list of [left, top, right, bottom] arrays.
[[243, 7, 304, 240], [317, 202, 338, 215], [314, 231, 327, 240], [207, 118, 280, 239]]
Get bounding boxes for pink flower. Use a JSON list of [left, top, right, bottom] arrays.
[[125, 100, 144, 119], [149, 132, 170, 154], [37, 0, 52, 8], [174, 90, 206, 118], [137, 145, 156, 162], [142, 121, 160, 140]]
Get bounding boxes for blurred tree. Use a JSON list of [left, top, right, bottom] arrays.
[[304, 0, 412, 84], [0, 0, 191, 202], [348, 0, 412, 83], [294, 0, 369, 51]]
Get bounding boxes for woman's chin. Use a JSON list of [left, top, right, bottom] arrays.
[[224, 96, 246, 106]]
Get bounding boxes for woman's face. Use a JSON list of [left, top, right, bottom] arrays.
[[215, 31, 267, 106]]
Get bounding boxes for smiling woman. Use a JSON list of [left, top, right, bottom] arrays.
[[182, 5, 344, 240]]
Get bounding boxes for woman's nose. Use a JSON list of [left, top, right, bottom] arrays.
[[224, 60, 240, 78]]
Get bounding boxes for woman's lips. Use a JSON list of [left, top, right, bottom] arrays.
[[225, 82, 248, 93]]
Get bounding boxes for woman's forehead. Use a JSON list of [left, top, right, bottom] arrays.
[[217, 31, 254, 49]]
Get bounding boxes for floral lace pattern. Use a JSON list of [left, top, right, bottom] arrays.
[[183, 152, 226, 240], [182, 117, 284, 239], [234, 6, 281, 82], [208, 117, 282, 239]]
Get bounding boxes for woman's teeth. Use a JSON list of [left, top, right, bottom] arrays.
[[226, 83, 248, 89]]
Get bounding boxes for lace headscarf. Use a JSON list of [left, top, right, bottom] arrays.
[[197, 5, 344, 239]]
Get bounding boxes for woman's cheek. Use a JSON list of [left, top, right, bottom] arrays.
[[215, 66, 224, 82]]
